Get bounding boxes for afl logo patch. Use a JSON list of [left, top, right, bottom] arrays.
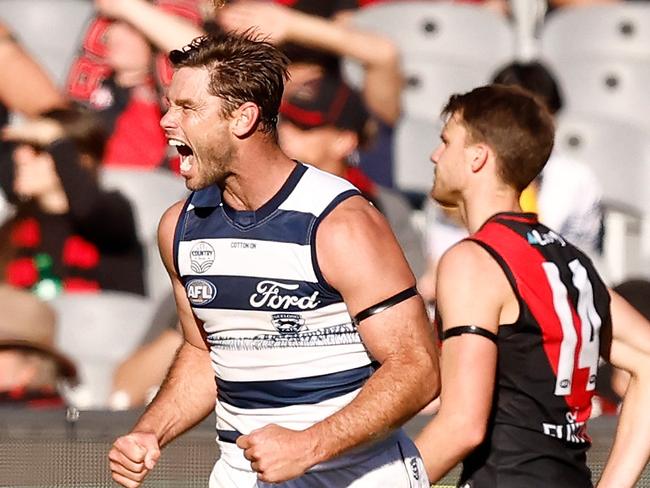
[[186, 279, 217, 306], [190, 241, 215, 273]]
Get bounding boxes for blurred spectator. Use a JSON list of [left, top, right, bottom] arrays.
[[492, 61, 604, 257], [109, 292, 181, 409], [548, 0, 623, 10], [0, 108, 145, 297], [418, 204, 467, 304], [214, 0, 402, 126], [337, 0, 509, 17], [0, 21, 66, 120], [213, 0, 404, 187], [67, 0, 204, 169], [278, 74, 426, 277], [0, 285, 77, 408]]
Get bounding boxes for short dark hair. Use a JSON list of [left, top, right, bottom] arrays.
[[491, 61, 563, 115], [442, 84, 555, 192], [43, 107, 107, 164], [169, 31, 290, 134]]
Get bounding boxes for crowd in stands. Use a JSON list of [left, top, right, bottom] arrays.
[[0, 0, 648, 416]]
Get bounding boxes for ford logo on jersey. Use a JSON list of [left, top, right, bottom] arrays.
[[249, 280, 320, 310], [186, 279, 217, 306]]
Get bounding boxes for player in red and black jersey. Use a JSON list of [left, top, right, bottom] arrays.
[[415, 84, 650, 487]]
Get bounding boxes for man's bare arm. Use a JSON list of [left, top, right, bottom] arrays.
[[132, 201, 216, 446], [305, 196, 439, 460], [110, 201, 215, 487], [95, 0, 204, 55], [597, 290, 650, 488], [416, 241, 507, 482]]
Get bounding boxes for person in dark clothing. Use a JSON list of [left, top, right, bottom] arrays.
[[0, 108, 145, 297]]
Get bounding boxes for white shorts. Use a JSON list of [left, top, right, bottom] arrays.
[[209, 429, 429, 488]]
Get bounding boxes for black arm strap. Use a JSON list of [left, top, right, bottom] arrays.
[[441, 325, 498, 344], [353, 286, 419, 325]]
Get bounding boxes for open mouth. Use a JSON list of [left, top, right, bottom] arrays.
[[168, 139, 194, 172]]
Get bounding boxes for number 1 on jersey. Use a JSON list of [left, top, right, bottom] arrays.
[[542, 259, 601, 397]]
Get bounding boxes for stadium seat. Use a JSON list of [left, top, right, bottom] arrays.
[[546, 59, 650, 133], [51, 291, 155, 409], [0, 0, 94, 86], [341, 1, 515, 116], [393, 116, 440, 194], [555, 113, 650, 282], [399, 56, 491, 120], [101, 167, 188, 244], [346, 1, 514, 62], [542, 3, 650, 62]]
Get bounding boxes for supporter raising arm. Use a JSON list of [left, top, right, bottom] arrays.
[[94, 0, 204, 54], [217, 0, 402, 125], [0, 21, 65, 117]]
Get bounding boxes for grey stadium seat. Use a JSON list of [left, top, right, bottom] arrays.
[[555, 113, 650, 282], [0, 0, 94, 86], [399, 56, 492, 121], [51, 291, 155, 409], [546, 58, 650, 133], [341, 1, 514, 118], [542, 3, 650, 63], [346, 1, 514, 62], [393, 116, 440, 194]]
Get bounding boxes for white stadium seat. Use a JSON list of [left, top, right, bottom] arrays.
[[546, 59, 650, 133], [555, 113, 650, 282], [393, 116, 440, 194], [52, 291, 154, 409], [0, 0, 94, 86], [342, 1, 515, 119], [542, 3, 650, 63]]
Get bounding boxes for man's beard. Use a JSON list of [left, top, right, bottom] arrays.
[[187, 141, 236, 191]]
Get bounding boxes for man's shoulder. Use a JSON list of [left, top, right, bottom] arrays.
[[438, 240, 506, 290]]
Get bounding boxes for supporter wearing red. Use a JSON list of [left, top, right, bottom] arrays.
[[67, 0, 203, 169], [0, 108, 145, 297], [0, 285, 77, 408], [415, 85, 650, 487], [278, 73, 425, 277]]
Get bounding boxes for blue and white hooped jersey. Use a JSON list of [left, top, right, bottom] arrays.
[[173, 163, 375, 467]]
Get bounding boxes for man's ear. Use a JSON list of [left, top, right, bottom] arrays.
[[469, 143, 490, 173], [231, 102, 260, 137]]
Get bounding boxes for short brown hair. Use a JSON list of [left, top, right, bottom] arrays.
[[42, 107, 107, 164], [169, 31, 290, 134], [442, 84, 555, 192]]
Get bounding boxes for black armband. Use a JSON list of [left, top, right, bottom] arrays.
[[353, 286, 419, 325], [440, 325, 498, 344]]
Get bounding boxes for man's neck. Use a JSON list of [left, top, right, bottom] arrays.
[[221, 143, 296, 212], [459, 185, 523, 234]]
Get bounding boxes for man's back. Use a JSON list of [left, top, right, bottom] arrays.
[[461, 212, 611, 487]]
